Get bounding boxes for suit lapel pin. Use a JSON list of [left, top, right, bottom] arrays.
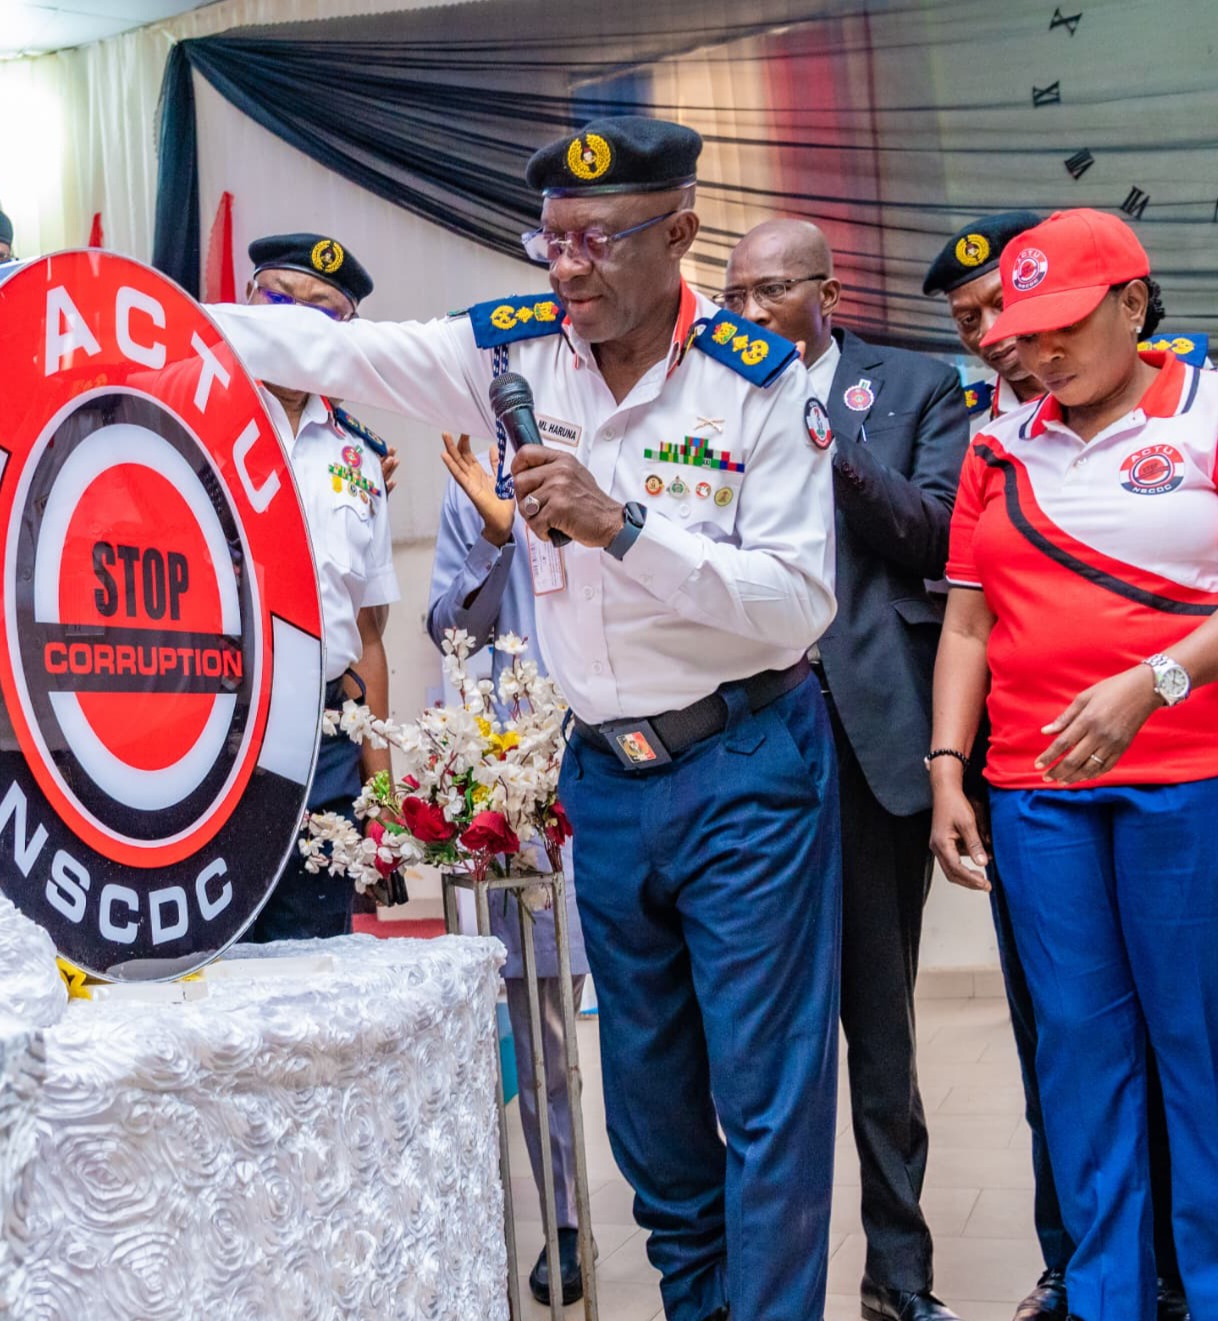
[[844, 378, 875, 412]]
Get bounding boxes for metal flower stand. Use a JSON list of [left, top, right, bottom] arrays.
[[442, 867, 599, 1321]]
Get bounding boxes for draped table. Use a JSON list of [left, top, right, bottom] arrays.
[[0, 931, 508, 1321]]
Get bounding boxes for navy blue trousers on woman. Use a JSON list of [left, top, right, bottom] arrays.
[[561, 677, 842, 1321], [991, 780, 1218, 1321]]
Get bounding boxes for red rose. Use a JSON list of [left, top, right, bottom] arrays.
[[460, 811, 520, 855], [544, 801, 573, 847], [399, 795, 457, 844], [366, 820, 396, 878]]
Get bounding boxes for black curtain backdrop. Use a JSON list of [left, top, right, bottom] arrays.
[[153, 0, 1218, 349]]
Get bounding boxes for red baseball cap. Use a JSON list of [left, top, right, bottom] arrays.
[[980, 208, 1150, 345]]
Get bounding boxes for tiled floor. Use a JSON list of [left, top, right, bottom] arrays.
[[505, 993, 1042, 1321]]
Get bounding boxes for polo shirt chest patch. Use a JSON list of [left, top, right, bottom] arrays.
[[1119, 444, 1185, 495]]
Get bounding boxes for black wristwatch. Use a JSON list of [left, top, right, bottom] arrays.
[[606, 501, 647, 561]]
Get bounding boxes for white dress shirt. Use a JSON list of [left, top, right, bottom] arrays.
[[805, 336, 842, 412], [259, 388, 399, 682], [218, 293, 836, 724]]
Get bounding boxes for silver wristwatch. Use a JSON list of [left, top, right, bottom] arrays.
[[1142, 653, 1191, 706]]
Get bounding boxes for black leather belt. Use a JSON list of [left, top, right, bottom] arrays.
[[572, 657, 812, 766]]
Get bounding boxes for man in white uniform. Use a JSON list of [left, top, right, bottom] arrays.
[[236, 233, 398, 943], [212, 119, 840, 1321]]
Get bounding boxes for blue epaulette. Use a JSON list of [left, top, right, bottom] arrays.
[[332, 404, 389, 458], [962, 379, 994, 416], [1138, 332, 1210, 369], [690, 311, 800, 387], [466, 294, 566, 349]]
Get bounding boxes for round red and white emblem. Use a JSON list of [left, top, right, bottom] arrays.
[[0, 252, 323, 979], [1119, 444, 1185, 496], [1011, 247, 1049, 293]]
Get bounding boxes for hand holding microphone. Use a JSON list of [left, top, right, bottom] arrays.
[[489, 372, 571, 547]]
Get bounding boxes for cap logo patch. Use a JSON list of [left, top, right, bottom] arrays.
[[1012, 247, 1049, 292], [956, 233, 991, 267], [565, 133, 613, 182], [311, 239, 344, 275]]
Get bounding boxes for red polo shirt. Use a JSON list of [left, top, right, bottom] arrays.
[[947, 351, 1218, 787]]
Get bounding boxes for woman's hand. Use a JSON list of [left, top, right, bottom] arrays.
[[440, 432, 516, 547], [930, 784, 991, 892], [1035, 665, 1161, 785]]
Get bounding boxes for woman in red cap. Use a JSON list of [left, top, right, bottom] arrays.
[[927, 208, 1218, 1321]]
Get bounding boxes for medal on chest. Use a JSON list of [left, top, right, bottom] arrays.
[[327, 441, 381, 507]]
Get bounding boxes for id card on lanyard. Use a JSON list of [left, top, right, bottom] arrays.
[[527, 526, 566, 595]]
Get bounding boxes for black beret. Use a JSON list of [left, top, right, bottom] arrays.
[[0, 210, 12, 246], [923, 211, 1043, 296], [248, 232, 373, 305], [526, 115, 702, 198]]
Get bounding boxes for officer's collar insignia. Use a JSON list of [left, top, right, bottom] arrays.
[[566, 133, 613, 182], [330, 401, 389, 458], [690, 311, 798, 387], [963, 379, 994, 416], [469, 294, 566, 349], [311, 238, 344, 274]]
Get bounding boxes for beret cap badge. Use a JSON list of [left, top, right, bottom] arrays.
[[955, 233, 990, 268], [311, 239, 345, 275], [566, 133, 613, 182]]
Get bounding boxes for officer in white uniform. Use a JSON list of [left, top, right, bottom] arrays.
[[236, 233, 399, 943], [213, 118, 840, 1321]]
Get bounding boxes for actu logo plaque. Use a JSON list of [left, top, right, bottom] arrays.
[[0, 252, 323, 980]]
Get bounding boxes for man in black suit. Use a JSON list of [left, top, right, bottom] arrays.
[[723, 220, 970, 1321]]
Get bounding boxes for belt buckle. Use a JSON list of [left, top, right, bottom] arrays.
[[599, 718, 673, 771]]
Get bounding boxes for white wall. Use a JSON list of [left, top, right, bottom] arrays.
[[922, 866, 998, 971]]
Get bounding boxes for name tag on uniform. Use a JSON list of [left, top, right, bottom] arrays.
[[527, 526, 566, 595], [536, 415, 582, 448]]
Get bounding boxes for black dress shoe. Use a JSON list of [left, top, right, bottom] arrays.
[[1014, 1269, 1069, 1319], [701, 1309, 730, 1321], [528, 1227, 583, 1306], [861, 1275, 962, 1321], [1157, 1278, 1190, 1321]]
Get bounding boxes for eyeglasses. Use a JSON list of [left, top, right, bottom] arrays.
[[713, 274, 830, 313], [521, 210, 679, 266], [251, 283, 354, 322]]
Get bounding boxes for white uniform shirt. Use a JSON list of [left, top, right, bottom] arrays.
[[969, 372, 1025, 437], [260, 388, 399, 682], [219, 292, 836, 724]]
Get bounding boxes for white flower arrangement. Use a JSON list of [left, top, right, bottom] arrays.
[[300, 630, 572, 904]]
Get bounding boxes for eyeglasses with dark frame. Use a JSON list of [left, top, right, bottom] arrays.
[[713, 274, 831, 313], [251, 282, 356, 322], [521, 209, 680, 266]]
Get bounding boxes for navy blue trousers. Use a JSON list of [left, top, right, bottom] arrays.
[[991, 780, 1218, 1321], [244, 730, 360, 944], [561, 677, 842, 1321]]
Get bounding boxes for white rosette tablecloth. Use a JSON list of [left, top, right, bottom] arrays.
[[0, 932, 508, 1321]]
